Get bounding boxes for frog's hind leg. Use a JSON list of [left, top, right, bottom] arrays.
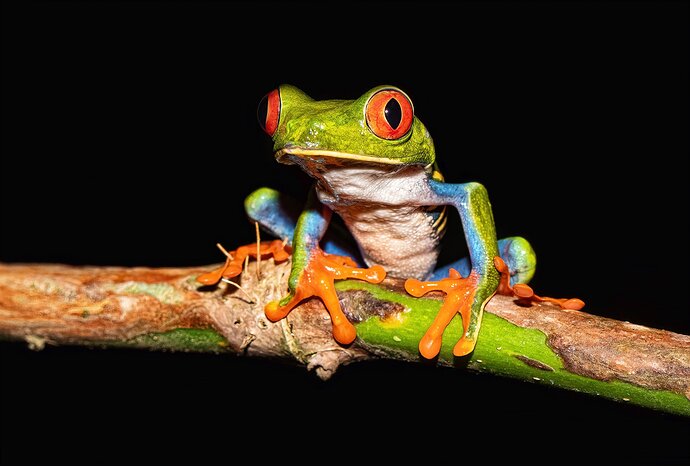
[[244, 187, 362, 262], [496, 236, 536, 285], [429, 236, 536, 286], [244, 187, 301, 245]]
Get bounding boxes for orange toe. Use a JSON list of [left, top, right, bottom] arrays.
[[404, 278, 429, 297], [562, 298, 585, 310], [419, 334, 442, 360], [494, 256, 585, 310], [333, 321, 357, 345], [263, 248, 387, 347], [197, 266, 229, 286], [264, 300, 288, 322], [196, 239, 291, 286], [513, 283, 534, 299], [410, 270, 480, 359], [453, 338, 476, 357]]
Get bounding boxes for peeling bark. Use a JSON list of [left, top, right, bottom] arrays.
[[491, 300, 690, 399], [0, 260, 688, 415]]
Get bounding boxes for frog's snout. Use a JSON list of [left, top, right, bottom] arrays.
[[273, 145, 300, 165]]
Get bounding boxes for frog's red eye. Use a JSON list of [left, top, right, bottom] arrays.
[[365, 89, 414, 140], [258, 88, 280, 136]]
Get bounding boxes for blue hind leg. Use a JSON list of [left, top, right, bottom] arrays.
[[429, 237, 536, 286], [244, 187, 362, 262]]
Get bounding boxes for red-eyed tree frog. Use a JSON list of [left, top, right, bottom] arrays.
[[198, 85, 582, 359]]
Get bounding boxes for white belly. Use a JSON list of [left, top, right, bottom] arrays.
[[313, 164, 441, 279], [335, 204, 440, 279]]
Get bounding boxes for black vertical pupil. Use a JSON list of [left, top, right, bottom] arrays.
[[257, 94, 268, 130], [384, 98, 402, 129]]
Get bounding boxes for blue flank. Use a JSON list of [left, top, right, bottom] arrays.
[[429, 257, 472, 281]]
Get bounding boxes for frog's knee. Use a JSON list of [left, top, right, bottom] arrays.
[[244, 187, 280, 220], [498, 236, 536, 285]]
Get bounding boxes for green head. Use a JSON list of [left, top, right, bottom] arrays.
[[257, 85, 435, 167]]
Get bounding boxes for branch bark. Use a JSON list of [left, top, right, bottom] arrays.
[[0, 260, 688, 416]]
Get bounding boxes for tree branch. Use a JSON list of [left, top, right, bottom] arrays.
[[0, 260, 688, 416]]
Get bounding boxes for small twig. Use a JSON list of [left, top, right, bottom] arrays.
[[220, 278, 256, 304], [255, 221, 261, 280], [215, 243, 234, 260]]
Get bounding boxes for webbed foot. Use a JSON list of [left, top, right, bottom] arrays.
[[265, 248, 386, 344], [494, 256, 584, 310], [405, 269, 483, 359], [196, 240, 291, 285]]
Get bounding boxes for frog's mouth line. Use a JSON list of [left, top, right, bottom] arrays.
[[275, 147, 405, 165]]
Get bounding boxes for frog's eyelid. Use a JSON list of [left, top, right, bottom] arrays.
[[364, 86, 415, 113]]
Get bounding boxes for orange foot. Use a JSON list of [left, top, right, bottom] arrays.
[[494, 256, 585, 310], [265, 248, 385, 345], [405, 269, 481, 359], [196, 240, 291, 285]]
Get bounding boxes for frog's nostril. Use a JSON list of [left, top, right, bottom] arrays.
[[258, 89, 280, 136]]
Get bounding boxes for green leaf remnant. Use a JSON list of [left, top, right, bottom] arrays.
[[114, 328, 230, 353]]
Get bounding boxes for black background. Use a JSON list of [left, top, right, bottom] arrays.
[[1, 1, 688, 465]]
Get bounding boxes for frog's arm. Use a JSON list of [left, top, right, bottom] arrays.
[[264, 187, 385, 344], [429, 180, 499, 279], [244, 187, 362, 260], [405, 180, 500, 358]]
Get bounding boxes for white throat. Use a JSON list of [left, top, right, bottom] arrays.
[[313, 164, 430, 207]]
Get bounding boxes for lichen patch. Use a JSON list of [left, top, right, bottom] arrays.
[[338, 289, 406, 323]]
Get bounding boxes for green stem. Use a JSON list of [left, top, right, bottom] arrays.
[[339, 281, 690, 417]]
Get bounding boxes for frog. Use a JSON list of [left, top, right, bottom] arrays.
[[198, 85, 582, 359]]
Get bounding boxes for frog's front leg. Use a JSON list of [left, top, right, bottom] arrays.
[[406, 180, 500, 359], [244, 187, 362, 260], [264, 188, 385, 344]]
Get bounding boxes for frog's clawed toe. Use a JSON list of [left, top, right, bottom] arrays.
[[405, 269, 481, 359], [197, 239, 291, 285], [264, 248, 386, 345], [494, 257, 584, 310]]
